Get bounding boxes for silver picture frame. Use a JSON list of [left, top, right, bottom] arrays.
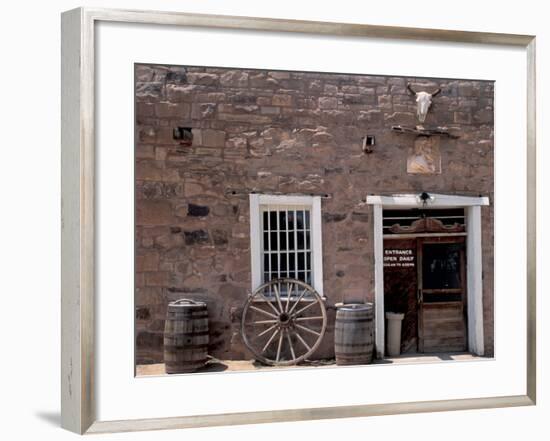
[[61, 7, 536, 434]]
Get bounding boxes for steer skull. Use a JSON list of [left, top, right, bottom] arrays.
[[407, 84, 442, 123]]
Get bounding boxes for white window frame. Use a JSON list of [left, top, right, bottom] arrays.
[[250, 194, 323, 296]]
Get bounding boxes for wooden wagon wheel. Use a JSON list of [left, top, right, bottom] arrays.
[[241, 278, 327, 366]]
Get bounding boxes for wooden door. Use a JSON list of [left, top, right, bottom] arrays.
[[417, 237, 467, 353]]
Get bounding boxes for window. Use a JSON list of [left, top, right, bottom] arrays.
[[262, 206, 312, 284], [250, 194, 323, 295]]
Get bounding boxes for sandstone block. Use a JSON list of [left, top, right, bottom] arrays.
[[324, 84, 339, 95], [136, 82, 163, 100], [225, 136, 247, 149], [260, 106, 280, 115], [272, 94, 293, 107], [212, 229, 229, 245], [165, 69, 187, 84], [357, 110, 383, 125], [474, 109, 493, 124], [308, 80, 323, 93], [137, 200, 173, 225], [136, 145, 155, 159], [136, 286, 164, 305], [136, 331, 163, 349], [218, 113, 272, 124], [154, 234, 184, 249], [191, 103, 216, 119], [187, 72, 219, 86], [135, 307, 151, 320], [136, 252, 159, 272], [454, 112, 472, 124], [155, 102, 190, 118], [138, 126, 156, 144], [234, 104, 259, 113], [218, 283, 246, 301], [342, 94, 375, 105], [269, 71, 290, 80], [318, 96, 338, 109], [166, 84, 199, 102], [201, 129, 226, 147], [134, 272, 145, 288], [351, 212, 369, 223], [135, 65, 155, 82], [145, 271, 170, 287], [137, 102, 155, 117], [377, 95, 392, 110], [458, 81, 480, 97], [220, 71, 249, 87], [384, 111, 415, 126], [250, 73, 278, 88], [184, 230, 210, 245], [387, 77, 406, 86], [196, 92, 226, 103], [256, 96, 272, 106]]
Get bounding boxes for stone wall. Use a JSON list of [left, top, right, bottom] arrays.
[[135, 64, 494, 364]]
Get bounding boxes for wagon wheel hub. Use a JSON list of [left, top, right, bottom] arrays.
[[278, 312, 291, 326]]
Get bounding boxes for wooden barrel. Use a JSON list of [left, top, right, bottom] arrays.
[[334, 303, 374, 366], [164, 299, 209, 374]]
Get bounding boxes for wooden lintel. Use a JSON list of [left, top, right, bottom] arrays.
[[391, 125, 460, 139]]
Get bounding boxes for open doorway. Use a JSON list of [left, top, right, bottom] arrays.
[[383, 208, 468, 355], [368, 193, 488, 358]]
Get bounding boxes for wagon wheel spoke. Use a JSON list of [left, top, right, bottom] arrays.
[[250, 319, 278, 325], [248, 305, 278, 319], [275, 332, 284, 362], [293, 330, 312, 352], [287, 288, 308, 316], [257, 323, 279, 338], [295, 323, 321, 337], [294, 316, 324, 322], [285, 282, 293, 312], [291, 300, 319, 318], [273, 282, 284, 313], [285, 329, 296, 361], [261, 328, 280, 353], [255, 290, 281, 315]]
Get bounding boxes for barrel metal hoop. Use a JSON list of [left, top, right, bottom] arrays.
[[334, 317, 374, 323], [164, 343, 210, 350], [164, 330, 210, 337]]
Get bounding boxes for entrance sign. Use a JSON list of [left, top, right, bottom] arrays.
[[384, 248, 415, 268]]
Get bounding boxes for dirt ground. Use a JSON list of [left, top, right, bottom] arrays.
[[136, 352, 484, 376]]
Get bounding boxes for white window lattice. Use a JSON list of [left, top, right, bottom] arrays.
[[261, 205, 312, 286]]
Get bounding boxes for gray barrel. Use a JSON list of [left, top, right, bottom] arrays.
[[164, 299, 209, 374], [334, 303, 374, 366]]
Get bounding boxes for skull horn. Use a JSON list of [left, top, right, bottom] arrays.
[[431, 88, 442, 97], [406, 83, 417, 95]]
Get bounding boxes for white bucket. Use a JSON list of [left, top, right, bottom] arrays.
[[385, 312, 405, 357]]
